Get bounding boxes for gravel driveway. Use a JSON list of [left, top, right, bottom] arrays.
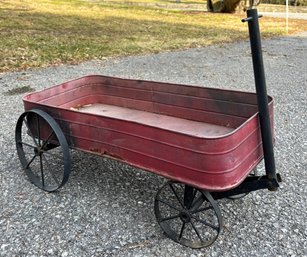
[[0, 31, 306, 257]]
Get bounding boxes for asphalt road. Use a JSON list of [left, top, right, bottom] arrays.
[[0, 31, 306, 257]]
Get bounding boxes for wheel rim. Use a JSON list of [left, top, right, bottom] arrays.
[[15, 109, 70, 192], [154, 181, 223, 249]]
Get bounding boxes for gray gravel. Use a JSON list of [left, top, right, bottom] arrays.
[[0, 31, 306, 257]]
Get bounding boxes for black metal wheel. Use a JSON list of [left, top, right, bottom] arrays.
[[15, 109, 70, 192], [227, 168, 258, 200], [154, 181, 223, 249]]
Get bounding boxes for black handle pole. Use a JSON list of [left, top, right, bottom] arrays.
[[242, 9, 277, 186]]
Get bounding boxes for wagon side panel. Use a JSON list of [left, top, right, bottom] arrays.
[[21, 103, 268, 191]]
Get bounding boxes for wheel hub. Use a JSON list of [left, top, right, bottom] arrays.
[[34, 146, 43, 156], [179, 211, 191, 223]]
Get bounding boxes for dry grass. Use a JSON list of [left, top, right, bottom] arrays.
[[258, 3, 307, 12], [1, 0, 307, 72]]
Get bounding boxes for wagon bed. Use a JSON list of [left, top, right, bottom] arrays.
[[22, 75, 273, 192], [72, 103, 234, 137]]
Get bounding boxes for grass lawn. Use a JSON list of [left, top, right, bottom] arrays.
[[1, 0, 307, 72]]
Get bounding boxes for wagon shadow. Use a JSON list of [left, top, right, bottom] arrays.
[[66, 150, 165, 220]]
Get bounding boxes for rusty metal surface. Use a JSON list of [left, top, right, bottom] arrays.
[[23, 75, 274, 191], [75, 103, 234, 137]]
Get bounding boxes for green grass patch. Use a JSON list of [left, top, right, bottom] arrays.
[[1, 0, 307, 72]]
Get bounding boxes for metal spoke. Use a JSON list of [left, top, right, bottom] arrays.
[[41, 131, 55, 150], [18, 141, 36, 149], [169, 183, 185, 209], [160, 214, 181, 222], [156, 197, 182, 212], [192, 216, 219, 231], [23, 117, 39, 147], [25, 155, 36, 169], [190, 220, 204, 242], [40, 155, 45, 187], [42, 154, 60, 186], [178, 222, 186, 240]]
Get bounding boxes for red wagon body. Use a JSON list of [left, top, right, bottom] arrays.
[[15, 11, 281, 249], [22, 75, 273, 192]]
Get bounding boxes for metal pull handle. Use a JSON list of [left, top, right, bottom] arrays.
[[243, 9, 277, 188], [242, 14, 263, 23]]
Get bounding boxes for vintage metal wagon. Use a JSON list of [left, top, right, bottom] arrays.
[[15, 9, 281, 248]]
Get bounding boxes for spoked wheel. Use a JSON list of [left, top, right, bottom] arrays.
[[154, 181, 223, 249], [15, 109, 70, 192]]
